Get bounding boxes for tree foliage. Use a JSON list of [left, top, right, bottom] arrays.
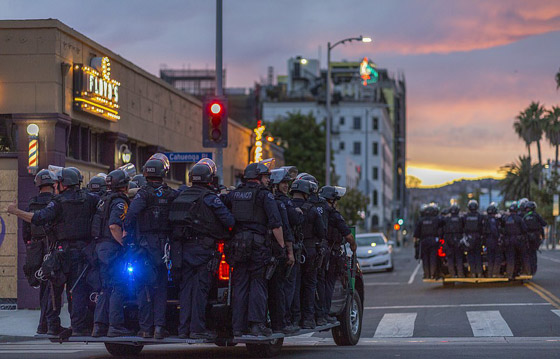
[[405, 175, 422, 188], [499, 156, 542, 201], [513, 102, 546, 166], [337, 187, 370, 228], [556, 68, 560, 90], [267, 112, 328, 185]]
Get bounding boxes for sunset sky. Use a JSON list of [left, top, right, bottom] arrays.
[[3, 0, 560, 186]]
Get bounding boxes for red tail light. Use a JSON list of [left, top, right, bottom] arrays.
[[438, 239, 446, 257], [217, 241, 230, 281]]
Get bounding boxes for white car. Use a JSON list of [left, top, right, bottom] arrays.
[[355, 233, 394, 273]]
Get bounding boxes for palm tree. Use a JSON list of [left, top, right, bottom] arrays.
[[514, 110, 533, 162], [545, 106, 560, 173], [556, 68, 560, 90], [514, 102, 546, 167], [500, 156, 541, 200]]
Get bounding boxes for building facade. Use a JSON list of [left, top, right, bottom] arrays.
[[0, 19, 273, 308]]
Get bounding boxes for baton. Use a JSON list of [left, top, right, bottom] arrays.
[[69, 263, 89, 295]]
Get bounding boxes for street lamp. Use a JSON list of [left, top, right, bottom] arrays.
[[325, 35, 372, 186]]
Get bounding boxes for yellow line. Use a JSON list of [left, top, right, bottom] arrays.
[[530, 282, 560, 306], [524, 283, 560, 309]]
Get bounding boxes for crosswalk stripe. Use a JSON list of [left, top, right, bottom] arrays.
[[552, 309, 560, 318], [466, 311, 513, 337], [374, 313, 417, 338]]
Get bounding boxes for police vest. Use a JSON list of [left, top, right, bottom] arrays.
[[54, 190, 96, 241], [444, 216, 462, 234], [230, 186, 268, 228], [138, 184, 175, 234], [505, 215, 521, 235], [309, 196, 329, 229], [420, 218, 438, 237], [91, 192, 130, 240], [524, 213, 541, 232], [464, 214, 480, 233], [483, 216, 496, 235], [28, 194, 53, 239], [169, 186, 228, 239], [327, 209, 344, 245], [300, 202, 319, 241]]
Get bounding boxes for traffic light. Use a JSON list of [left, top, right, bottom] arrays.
[[202, 96, 228, 148], [397, 218, 404, 226], [393, 223, 401, 231]]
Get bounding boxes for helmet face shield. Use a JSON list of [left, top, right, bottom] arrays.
[[334, 186, 347, 198], [148, 153, 171, 171], [197, 158, 217, 176], [280, 166, 298, 179], [270, 168, 290, 185], [259, 158, 275, 171], [118, 163, 137, 178], [48, 165, 64, 181]]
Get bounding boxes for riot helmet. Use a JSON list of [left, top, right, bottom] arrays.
[[105, 169, 130, 190], [131, 174, 147, 187], [148, 153, 170, 172], [487, 202, 498, 215], [467, 200, 479, 212], [190, 158, 216, 184], [526, 201, 537, 212], [87, 175, 107, 193], [509, 201, 518, 213], [319, 186, 346, 201], [118, 163, 137, 178], [58, 167, 81, 187], [34, 169, 57, 188], [290, 179, 312, 195], [450, 204, 460, 215], [270, 168, 292, 185], [419, 204, 429, 216], [143, 160, 168, 178], [244, 162, 271, 179], [441, 207, 450, 216], [296, 172, 318, 185], [66, 167, 83, 184]]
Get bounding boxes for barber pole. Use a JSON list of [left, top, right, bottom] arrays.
[[28, 136, 38, 174]]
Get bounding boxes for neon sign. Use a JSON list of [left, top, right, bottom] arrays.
[[359, 57, 379, 86], [73, 57, 121, 121], [253, 121, 265, 163]]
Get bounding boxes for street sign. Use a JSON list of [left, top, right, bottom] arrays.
[[554, 194, 559, 217], [164, 152, 213, 163]]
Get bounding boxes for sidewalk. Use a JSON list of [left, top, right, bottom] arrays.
[[0, 305, 70, 341]]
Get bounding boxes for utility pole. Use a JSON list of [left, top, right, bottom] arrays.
[[216, 0, 224, 183]]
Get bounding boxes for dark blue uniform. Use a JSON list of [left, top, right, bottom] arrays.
[[276, 193, 304, 328], [169, 185, 234, 337], [463, 212, 484, 276], [124, 182, 178, 335], [23, 192, 56, 333], [224, 182, 282, 334], [504, 213, 529, 277], [92, 193, 129, 331], [292, 197, 326, 327], [442, 214, 464, 277], [31, 188, 98, 334], [483, 214, 502, 277], [523, 211, 546, 275], [413, 215, 442, 278]]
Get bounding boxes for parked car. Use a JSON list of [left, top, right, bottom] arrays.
[[355, 233, 394, 273]]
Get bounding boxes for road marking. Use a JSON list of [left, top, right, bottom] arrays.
[[530, 282, 560, 307], [524, 283, 560, 310], [553, 310, 560, 319], [374, 313, 417, 338], [408, 263, 421, 284], [0, 350, 83, 354], [365, 302, 551, 310], [466, 311, 513, 337], [364, 282, 404, 286], [539, 254, 560, 264]]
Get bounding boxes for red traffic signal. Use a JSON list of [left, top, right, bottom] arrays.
[[203, 97, 228, 148], [393, 223, 401, 231]]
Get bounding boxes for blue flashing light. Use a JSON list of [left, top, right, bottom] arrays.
[[127, 264, 134, 273]]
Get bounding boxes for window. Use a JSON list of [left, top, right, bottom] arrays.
[[373, 190, 378, 206], [0, 116, 16, 152], [373, 142, 378, 156], [339, 141, 345, 150], [372, 117, 379, 130], [340, 116, 345, 125], [373, 166, 379, 180], [353, 142, 361, 155], [371, 215, 379, 228], [353, 117, 361, 130]]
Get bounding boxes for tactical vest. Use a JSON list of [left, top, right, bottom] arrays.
[[524, 213, 541, 232], [138, 184, 175, 234], [300, 202, 318, 240], [169, 186, 228, 239], [327, 209, 344, 245], [483, 216, 496, 235], [230, 186, 268, 228], [309, 196, 329, 229], [444, 216, 462, 234], [420, 218, 437, 237], [28, 194, 53, 239], [505, 215, 521, 235], [464, 214, 480, 233], [54, 190, 96, 241], [91, 192, 130, 240]]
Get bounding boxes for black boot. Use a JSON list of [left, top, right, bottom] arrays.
[[190, 331, 217, 340], [250, 323, 272, 337], [107, 326, 134, 337], [91, 324, 108, 337], [154, 326, 169, 339], [47, 326, 67, 336]]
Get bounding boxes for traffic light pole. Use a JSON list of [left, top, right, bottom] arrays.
[[215, 0, 224, 184]]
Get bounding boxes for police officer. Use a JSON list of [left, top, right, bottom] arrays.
[[523, 201, 546, 275], [504, 202, 529, 278], [268, 168, 297, 334], [124, 154, 178, 339], [463, 200, 484, 277], [442, 204, 464, 278], [224, 162, 284, 337], [290, 179, 326, 329], [91, 169, 132, 337], [87, 175, 107, 195], [8, 168, 98, 336], [169, 159, 234, 339], [271, 168, 304, 331], [22, 169, 61, 335], [413, 205, 442, 279], [483, 203, 502, 277], [319, 186, 357, 324]]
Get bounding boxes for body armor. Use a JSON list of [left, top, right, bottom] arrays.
[[420, 218, 438, 237], [138, 184, 175, 234], [230, 185, 267, 228], [464, 214, 480, 233], [54, 190, 95, 241], [444, 216, 462, 235], [524, 213, 542, 232], [91, 192, 130, 239], [505, 215, 522, 235], [28, 195, 53, 239]]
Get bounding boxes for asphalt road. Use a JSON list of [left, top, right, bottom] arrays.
[[3, 246, 560, 358]]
